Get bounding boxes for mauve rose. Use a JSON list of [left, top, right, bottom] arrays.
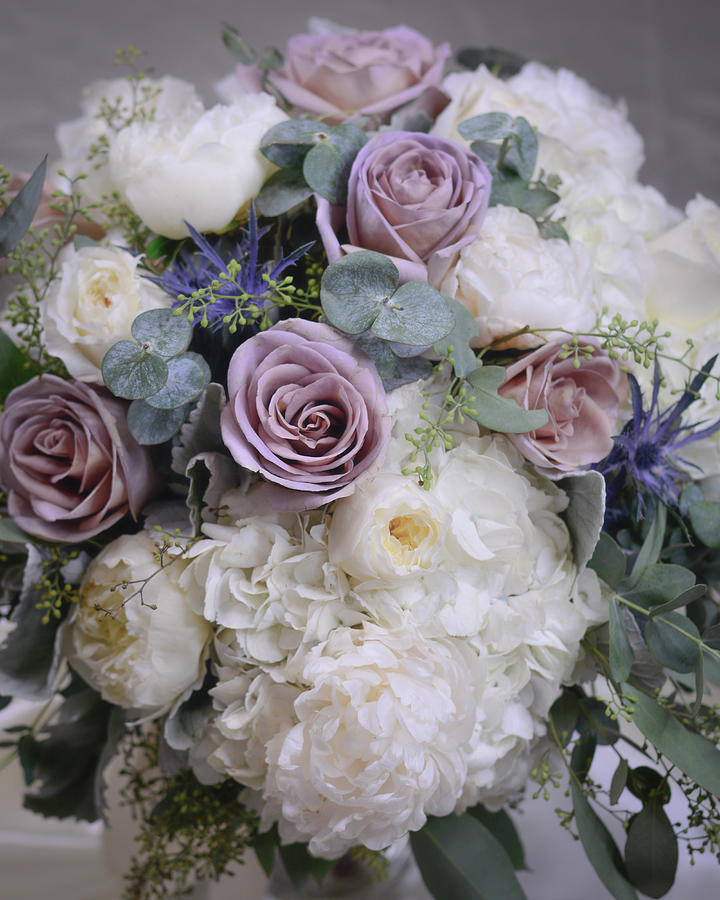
[[498, 340, 625, 477], [0, 375, 156, 541], [316, 130, 492, 285], [266, 26, 450, 123], [220, 319, 391, 509]]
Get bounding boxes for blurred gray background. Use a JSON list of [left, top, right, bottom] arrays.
[[1, 2, 720, 898], [2, 0, 720, 206]]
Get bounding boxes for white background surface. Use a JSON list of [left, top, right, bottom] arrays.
[[1, 2, 720, 898]]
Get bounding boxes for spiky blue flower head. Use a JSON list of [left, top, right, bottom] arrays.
[[596, 357, 720, 524], [147, 204, 311, 329]]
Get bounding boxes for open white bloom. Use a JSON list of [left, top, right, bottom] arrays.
[[64, 532, 211, 715], [109, 94, 287, 238], [263, 623, 482, 858], [42, 241, 170, 382], [55, 76, 203, 206], [182, 510, 358, 677], [433, 62, 644, 179], [439, 205, 598, 346]]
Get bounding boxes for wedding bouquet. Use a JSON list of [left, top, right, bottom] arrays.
[[2, 19, 720, 900]]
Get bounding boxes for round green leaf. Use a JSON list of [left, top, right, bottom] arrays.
[[131, 308, 192, 358], [145, 353, 211, 409], [458, 112, 513, 141], [626, 766, 672, 805], [256, 168, 313, 217], [371, 282, 455, 346], [260, 120, 324, 168], [303, 124, 367, 204], [321, 251, 399, 334], [127, 400, 186, 445], [464, 366, 549, 433], [102, 341, 168, 400], [644, 612, 700, 673]]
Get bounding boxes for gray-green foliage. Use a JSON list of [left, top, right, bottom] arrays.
[[458, 112, 567, 239], [258, 119, 367, 213], [102, 308, 210, 444]]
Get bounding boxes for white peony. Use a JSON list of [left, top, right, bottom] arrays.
[[55, 76, 203, 206], [439, 205, 599, 346], [42, 241, 170, 382], [433, 62, 644, 179], [64, 531, 211, 715], [262, 622, 482, 858], [108, 94, 287, 238]]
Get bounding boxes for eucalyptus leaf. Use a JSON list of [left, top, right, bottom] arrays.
[[0, 156, 46, 257], [469, 141, 502, 168], [433, 296, 479, 377], [456, 47, 526, 77], [609, 596, 634, 683], [559, 470, 605, 572], [458, 112, 514, 142], [626, 766, 671, 805], [548, 690, 580, 747], [644, 612, 700, 674], [303, 124, 367, 205], [689, 499, 720, 547], [0, 517, 32, 545], [702, 623, 720, 651], [589, 533, 626, 588], [258, 46, 283, 71], [410, 813, 526, 900], [579, 697, 620, 745], [131, 308, 192, 358], [505, 117, 537, 181], [624, 686, 720, 797], [624, 564, 696, 611], [372, 282, 455, 347], [353, 333, 434, 391], [253, 831, 276, 878], [277, 843, 334, 891], [537, 219, 569, 242], [0, 330, 40, 402], [260, 120, 327, 168], [489, 170, 529, 209], [145, 353, 211, 409], [624, 799, 678, 898], [648, 583, 706, 618], [464, 366, 549, 433], [571, 782, 638, 900], [467, 806, 526, 870], [127, 400, 186, 446], [321, 251, 399, 335], [221, 24, 255, 64], [609, 758, 629, 805], [256, 167, 313, 217], [102, 341, 168, 400], [518, 186, 559, 219], [629, 504, 667, 581]]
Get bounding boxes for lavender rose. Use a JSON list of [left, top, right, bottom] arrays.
[[266, 26, 450, 123], [0, 375, 156, 541], [220, 320, 390, 509], [498, 340, 626, 477], [316, 130, 492, 285]]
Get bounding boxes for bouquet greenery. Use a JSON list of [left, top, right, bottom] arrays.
[[1, 19, 720, 900]]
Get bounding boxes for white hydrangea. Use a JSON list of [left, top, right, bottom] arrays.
[[262, 623, 483, 858], [64, 531, 211, 715], [433, 62, 644, 179], [55, 76, 203, 206], [439, 205, 599, 346]]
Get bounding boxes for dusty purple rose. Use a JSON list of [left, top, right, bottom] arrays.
[[0, 375, 156, 541], [220, 319, 391, 509], [266, 26, 450, 123], [499, 340, 626, 477], [316, 130, 492, 286]]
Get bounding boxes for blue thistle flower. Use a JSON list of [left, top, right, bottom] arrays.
[[147, 204, 312, 329], [597, 357, 720, 522]]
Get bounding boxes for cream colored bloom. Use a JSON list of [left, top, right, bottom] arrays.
[[109, 94, 287, 237], [42, 241, 169, 382], [64, 532, 211, 714]]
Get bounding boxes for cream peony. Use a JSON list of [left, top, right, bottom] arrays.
[[433, 62, 644, 179], [64, 531, 211, 714], [55, 76, 203, 206], [42, 241, 170, 382], [108, 94, 287, 238], [439, 205, 598, 347], [262, 623, 482, 857]]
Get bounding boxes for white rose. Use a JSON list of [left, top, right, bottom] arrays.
[[42, 241, 170, 382], [263, 623, 482, 858], [433, 62, 644, 179], [108, 94, 287, 238], [55, 76, 203, 206], [439, 205, 599, 347], [64, 531, 211, 714]]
